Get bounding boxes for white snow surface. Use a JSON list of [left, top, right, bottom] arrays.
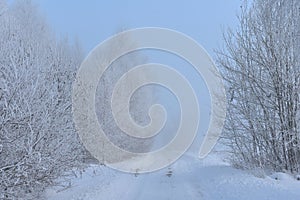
[[45, 152, 300, 200]]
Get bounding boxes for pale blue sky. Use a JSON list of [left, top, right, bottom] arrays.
[[36, 0, 242, 55]]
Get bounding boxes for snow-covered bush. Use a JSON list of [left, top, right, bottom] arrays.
[[0, 1, 85, 198]]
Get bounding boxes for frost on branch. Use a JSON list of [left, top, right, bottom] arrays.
[[0, 1, 85, 199], [218, 0, 300, 173]]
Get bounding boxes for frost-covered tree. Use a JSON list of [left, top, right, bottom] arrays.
[[95, 32, 155, 161], [218, 0, 300, 173], [0, 1, 85, 198]]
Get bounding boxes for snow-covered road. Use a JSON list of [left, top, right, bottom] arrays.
[[46, 153, 300, 200]]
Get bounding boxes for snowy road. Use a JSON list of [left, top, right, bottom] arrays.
[[46, 153, 300, 200]]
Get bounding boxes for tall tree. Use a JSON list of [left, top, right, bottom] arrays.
[[94, 32, 155, 161], [218, 0, 300, 173]]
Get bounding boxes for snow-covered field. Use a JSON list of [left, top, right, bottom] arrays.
[[45, 152, 300, 200]]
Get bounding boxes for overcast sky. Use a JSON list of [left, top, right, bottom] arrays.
[[36, 0, 242, 56]]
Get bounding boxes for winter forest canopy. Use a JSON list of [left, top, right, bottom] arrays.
[[0, 0, 300, 199]]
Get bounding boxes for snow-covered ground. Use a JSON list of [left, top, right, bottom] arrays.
[[45, 152, 300, 200]]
